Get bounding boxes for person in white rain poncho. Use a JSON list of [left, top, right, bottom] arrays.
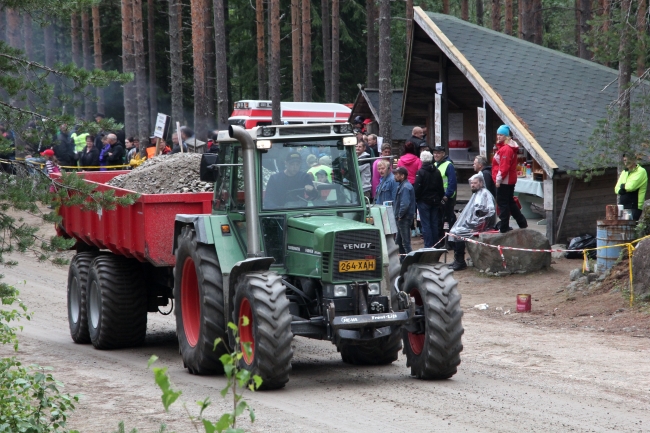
[[448, 173, 497, 271]]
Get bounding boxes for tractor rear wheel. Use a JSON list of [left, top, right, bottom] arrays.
[[233, 271, 293, 390], [67, 251, 100, 344], [87, 254, 148, 349], [174, 226, 227, 375], [401, 263, 464, 379]]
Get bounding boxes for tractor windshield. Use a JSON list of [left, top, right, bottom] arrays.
[[262, 139, 362, 210]]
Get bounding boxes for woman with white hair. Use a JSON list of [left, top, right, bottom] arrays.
[[413, 150, 445, 248]]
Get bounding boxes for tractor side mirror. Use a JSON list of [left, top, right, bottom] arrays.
[[200, 153, 219, 183]]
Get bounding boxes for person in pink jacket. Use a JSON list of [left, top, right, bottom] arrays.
[[491, 125, 527, 233], [397, 141, 422, 185]]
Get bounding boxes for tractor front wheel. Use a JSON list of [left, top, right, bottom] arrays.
[[401, 263, 464, 379], [233, 271, 293, 390], [174, 226, 227, 375]]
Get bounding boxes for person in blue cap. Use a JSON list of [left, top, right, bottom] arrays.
[[491, 124, 527, 232]]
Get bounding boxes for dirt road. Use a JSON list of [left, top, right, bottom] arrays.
[[1, 250, 649, 433]]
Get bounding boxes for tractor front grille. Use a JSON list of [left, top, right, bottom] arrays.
[[331, 229, 382, 282]]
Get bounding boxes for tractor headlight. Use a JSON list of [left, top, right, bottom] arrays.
[[334, 285, 348, 297], [260, 127, 276, 137], [334, 123, 352, 134], [368, 283, 380, 295]]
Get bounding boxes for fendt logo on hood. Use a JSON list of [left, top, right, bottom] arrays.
[[342, 243, 372, 250]]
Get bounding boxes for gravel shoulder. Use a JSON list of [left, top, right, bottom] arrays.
[[2, 241, 649, 432]]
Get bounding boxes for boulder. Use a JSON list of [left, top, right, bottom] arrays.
[[632, 238, 650, 300], [466, 229, 551, 274]]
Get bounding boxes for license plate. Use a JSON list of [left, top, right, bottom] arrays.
[[338, 259, 376, 273]]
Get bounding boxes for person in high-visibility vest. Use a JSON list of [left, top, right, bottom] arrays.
[[433, 145, 458, 247], [615, 154, 648, 221]]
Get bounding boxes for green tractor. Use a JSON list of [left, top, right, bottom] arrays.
[[173, 124, 463, 389]]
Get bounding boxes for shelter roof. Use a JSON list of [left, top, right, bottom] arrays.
[[403, 9, 632, 173]]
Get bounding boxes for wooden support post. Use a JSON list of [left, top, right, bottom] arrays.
[[427, 101, 434, 147], [440, 56, 449, 151], [555, 177, 575, 242]]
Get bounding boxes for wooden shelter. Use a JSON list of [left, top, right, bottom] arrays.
[[402, 8, 630, 244], [349, 87, 417, 152]]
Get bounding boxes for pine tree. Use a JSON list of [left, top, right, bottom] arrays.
[[291, 0, 302, 101], [301, 0, 312, 101], [133, 0, 150, 141], [322, 0, 332, 101], [331, 0, 339, 102], [214, 0, 230, 128], [147, 0, 158, 128], [92, 5, 104, 115], [169, 0, 184, 126], [81, 10, 93, 120], [122, 0, 137, 138], [270, 0, 281, 124], [256, 0, 267, 99], [378, 0, 391, 145]]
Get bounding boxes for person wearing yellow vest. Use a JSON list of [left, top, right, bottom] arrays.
[[615, 154, 647, 221], [71, 131, 89, 153], [433, 145, 458, 246]]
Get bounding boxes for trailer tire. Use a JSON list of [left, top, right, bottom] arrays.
[[401, 263, 463, 379], [67, 251, 100, 344], [87, 255, 148, 349], [233, 271, 293, 390], [338, 331, 402, 365], [174, 226, 227, 375]]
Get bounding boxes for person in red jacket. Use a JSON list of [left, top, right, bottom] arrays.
[[492, 125, 527, 233]]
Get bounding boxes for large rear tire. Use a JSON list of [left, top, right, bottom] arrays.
[[233, 271, 293, 390], [402, 263, 464, 379], [174, 226, 227, 375], [67, 251, 100, 344], [86, 254, 148, 349]]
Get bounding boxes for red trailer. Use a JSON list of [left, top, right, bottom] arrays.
[[56, 171, 213, 350]]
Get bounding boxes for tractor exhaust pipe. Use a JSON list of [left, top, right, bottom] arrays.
[[228, 125, 262, 257]]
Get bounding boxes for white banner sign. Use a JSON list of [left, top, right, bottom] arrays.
[[477, 107, 487, 157], [154, 113, 170, 139], [434, 94, 441, 147]]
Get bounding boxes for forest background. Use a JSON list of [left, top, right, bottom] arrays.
[[0, 0, 648, 146]]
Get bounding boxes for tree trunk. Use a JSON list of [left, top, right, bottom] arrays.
[[476, 0, 484, 26], [533, 0, 542, 45], [406, 0, 414, 53], [92, 6, 104, 115], [378, 0, 392, 146], [461, 0, 469, 20], [601, 0, 610, 67], [192, 0, 210, 137], [256, 0, 267, 99], [520, 0, 534, 42], [205, 8, 216, 130], [6, 9, 20, 48], [44, 21, 57, 109], [0, 10, 5, 43], [71, 12, 83, 119], [637, 0, 647, 76], [169, 0, 184, 126], [322, 0, 332, 100], [491, 0, 501, 31], [505, 0, 512, 35], [214, 0, 229, 129], [122, 0, 136, 138], [367, 0, 378, 88], [147, 0, 158, 128], [291, 0, 302, 101], [617, 0, 633, 139], [518, 0, 523, 37], [442, 0, 449, 14], [331, 0, 340, 102], [23, 14, 33, 59], [133, 0, 149, 141], [270, 0, 281, 124], [301, 0, 312, 101], [576, 0, 592, 59], [82, 10, 94, 120]]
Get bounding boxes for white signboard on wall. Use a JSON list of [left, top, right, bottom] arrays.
[[448, 113, 463, 141], [434, 94, 441, 147], [477, 107, 487, 156]]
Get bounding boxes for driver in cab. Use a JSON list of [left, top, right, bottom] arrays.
[[264, 152, 318, 209]]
